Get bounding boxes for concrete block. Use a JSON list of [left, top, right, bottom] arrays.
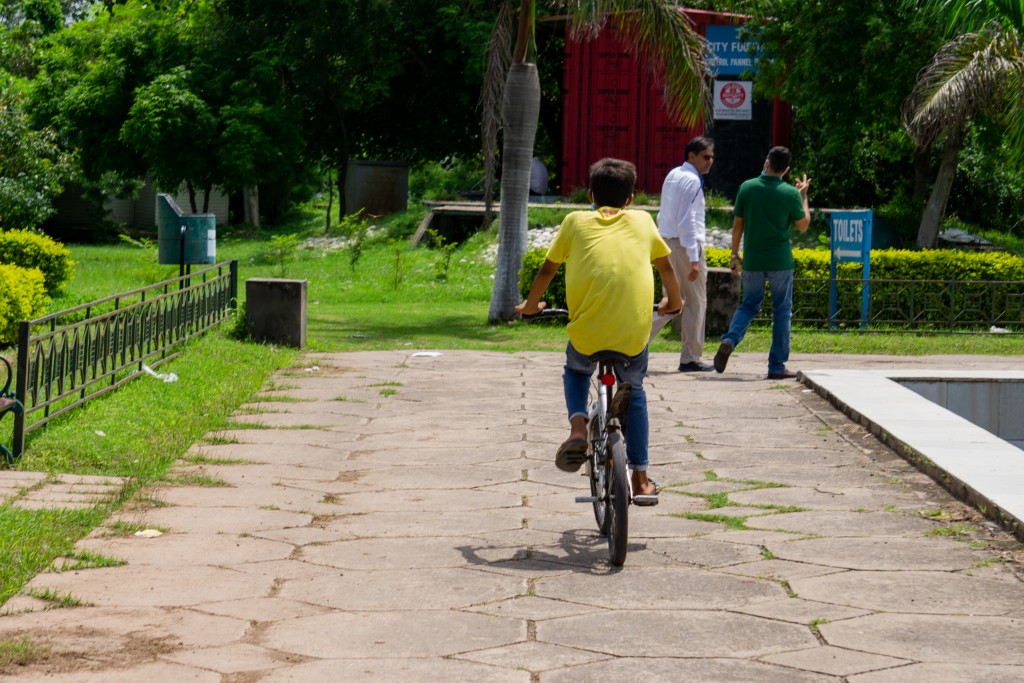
[[245, 278, 307, 348], [706, 267, 740, 337]]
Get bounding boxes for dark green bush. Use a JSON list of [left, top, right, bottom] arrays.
[[0, 229, 75, 295]]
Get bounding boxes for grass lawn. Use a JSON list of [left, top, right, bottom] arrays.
[[1, 200, 1022, 607]]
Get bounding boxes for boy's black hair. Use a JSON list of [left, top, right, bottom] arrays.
[[767, 146, 792, 173], [685, 136, 714, 158], [589, 157, 636, 208]]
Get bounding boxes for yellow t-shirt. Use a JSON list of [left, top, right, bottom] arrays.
[[546, 207, 670, 356]]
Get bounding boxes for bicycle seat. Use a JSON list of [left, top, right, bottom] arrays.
[[588, 350, 634, 365]]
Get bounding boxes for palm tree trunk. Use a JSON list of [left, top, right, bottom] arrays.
[[916, 125, 964, 249], [912, 146, 931, 201], [487, 61, 540, 323]]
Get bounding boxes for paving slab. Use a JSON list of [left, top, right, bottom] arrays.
[[793, 569, 1024, 614], [537, 610, 817, 658], [769, 536, 991, 570], [544, 658, 838, 682], [848, 663, 1024, 682], [820, 613, 1024, 664], [760, 645, 911, 677], [3, 350, 1024, 681], [258, 658, 531, 682]]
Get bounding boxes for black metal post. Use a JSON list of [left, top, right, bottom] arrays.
[[13, 320, 30, 458], [179, 225, 187, 283]]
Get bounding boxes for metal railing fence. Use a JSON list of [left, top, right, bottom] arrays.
[[785, 277, 1024, 331], [11, 260, 238, 458]]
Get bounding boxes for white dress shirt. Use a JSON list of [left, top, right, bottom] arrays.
[[657, 161, 706, 263]]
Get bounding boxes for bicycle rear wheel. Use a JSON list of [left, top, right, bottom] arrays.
[[587, 415, 610, 534], [606, 431, 629, 567]]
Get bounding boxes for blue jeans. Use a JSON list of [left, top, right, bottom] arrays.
[[563, 342, 650, 471], [722, 270, 794, 374]]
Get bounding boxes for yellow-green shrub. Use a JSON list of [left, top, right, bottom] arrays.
[[524, 245, 1024, 328], [0, 264, 49, 344], [0, 229, 75, 295]]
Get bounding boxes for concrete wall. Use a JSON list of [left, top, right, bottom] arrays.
[[899, 379, 1024, 448]]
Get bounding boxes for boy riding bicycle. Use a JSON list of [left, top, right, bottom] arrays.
[[516, 158, 683, 499]]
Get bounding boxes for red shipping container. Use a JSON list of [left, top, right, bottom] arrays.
[[561, 9, 790, 197]]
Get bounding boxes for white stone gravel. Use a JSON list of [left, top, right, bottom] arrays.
[[481, 225, 735, 264], [300, 220, 734, 265]]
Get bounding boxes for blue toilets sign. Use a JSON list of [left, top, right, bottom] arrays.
[[829, 210, 873, 328]]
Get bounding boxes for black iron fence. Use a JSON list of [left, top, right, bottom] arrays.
[[11, 261, 238, 458], [790, 277, 1024, 331]]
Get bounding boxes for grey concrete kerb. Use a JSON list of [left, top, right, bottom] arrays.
[[802, 368, 1024, 541]]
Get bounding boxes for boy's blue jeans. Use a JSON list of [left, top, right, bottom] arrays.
[[562, 342, 650, 471], [722, 269, 794, 374]]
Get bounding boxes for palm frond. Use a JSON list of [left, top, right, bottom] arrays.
[[933, 0, 1024, 33], [480, 0, 515, 215], [566, 1, 712, 127], [997, 32, 1024, 158], [904, 23, 1016, 145]]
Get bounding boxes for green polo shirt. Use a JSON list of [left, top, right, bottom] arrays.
[[733, 174, 806, 271]]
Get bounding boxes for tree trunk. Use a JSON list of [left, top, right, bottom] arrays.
[[916, 125, 964, 249], [912, 145, 931, 201], [324, 170, 333, 234], [202, 187, 211, 214], [186, 182, 198, 213], [243, 186, 260, 228], [336, 159, 349, 220], [487, 62, 541, 323]]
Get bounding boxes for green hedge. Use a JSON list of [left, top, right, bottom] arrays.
[[0, 264, 49, 344], [0, 229, 75, 295], [521, 246, 1024, 328]]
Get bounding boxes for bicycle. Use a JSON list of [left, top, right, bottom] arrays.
[[523, 308, 659, 567]]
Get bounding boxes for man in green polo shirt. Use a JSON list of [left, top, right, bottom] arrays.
[[713, 146, 811, 380]]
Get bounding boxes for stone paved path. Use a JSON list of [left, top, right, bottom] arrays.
[[1, 350, 1024, 681]]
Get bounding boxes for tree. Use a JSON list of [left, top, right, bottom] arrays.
[[483, 1, 711, 323], [739, 0, 940, 209], [215, 0, 408, 219], [903, 0, 1024, 247], [0, 85, 75, 229], [28, 0, 306, 218]]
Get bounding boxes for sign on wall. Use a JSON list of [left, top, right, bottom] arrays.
[[713, 80, 753, 121], [706, 25, 759, 76]]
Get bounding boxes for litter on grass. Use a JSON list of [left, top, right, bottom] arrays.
[[142, 364, 178, 382]]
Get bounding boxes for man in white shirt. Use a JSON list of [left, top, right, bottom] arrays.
[[652, 136, 715, 371]]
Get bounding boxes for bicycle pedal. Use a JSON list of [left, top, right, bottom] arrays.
[[575, 496, 597, 503], [632, 495, 659, 506]]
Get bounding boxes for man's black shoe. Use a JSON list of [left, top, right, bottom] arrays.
[[767, 368, 798, 380], [678, 361, 713, 372], [713, 342, 733, 374]]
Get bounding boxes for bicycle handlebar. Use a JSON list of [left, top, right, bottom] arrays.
[[522, 304, 674, 321], [521, 308, 569, 321]]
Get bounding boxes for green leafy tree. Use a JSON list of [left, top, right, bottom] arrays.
[[483, 1, 712, 323], [739, 0, 940, 209], [119, 67, 218, 211], [28, 0, 305, 218], [903, 0, 1024, 247], [0, 86, 74, 229], [214, 0, 405, 218]]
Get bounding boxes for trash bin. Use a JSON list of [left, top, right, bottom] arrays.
[[157, 194, 216, 265]]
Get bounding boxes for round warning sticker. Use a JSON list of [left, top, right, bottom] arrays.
[[720, 82, 746, 108]]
